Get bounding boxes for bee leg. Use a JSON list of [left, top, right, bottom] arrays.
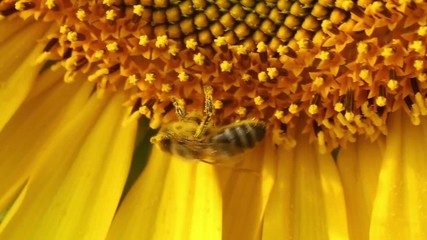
[[172, 97, 187, 120], [194, 85, 214, 138]]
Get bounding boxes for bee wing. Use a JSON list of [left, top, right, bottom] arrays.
[[175, 139, 241, 162]]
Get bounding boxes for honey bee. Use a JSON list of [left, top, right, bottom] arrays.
[[150, 86, 267, 162]]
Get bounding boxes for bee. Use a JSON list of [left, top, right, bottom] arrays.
[[150, 86, 267, 162]]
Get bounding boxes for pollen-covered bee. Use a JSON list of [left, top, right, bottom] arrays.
[[150, 86, 266, 162]]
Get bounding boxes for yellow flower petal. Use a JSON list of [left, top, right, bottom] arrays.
[[337, 137, 383, 239], [0, 70, 91, 214], [263, 135, 349, 239], [218, 137, 276, 239], [370, 111, 427, 239], [0, 20, 51, 131], [108, 148, 222, 240], [0, 88, 136, 239]]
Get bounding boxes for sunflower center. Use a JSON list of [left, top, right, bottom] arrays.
[[1, 0, 426, 152]]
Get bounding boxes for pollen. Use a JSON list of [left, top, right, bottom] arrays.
[[105, 10, 116, 21], [145, 73, 156, 84], [106, 42, 119, 52], [267, 68, 279, 79], [235, 107, 247, 116], [220, 61, 232, 72], [45, 0, 56, 9], [161, 84, 172, 93], [193, 53, 205, 65], [76, 9, 87, 21], [128, 75, 139, 85], [155, 35, 169, 48], [185, 39, 198, 50], [178, 72, 189, 82], [214, 100, 223, 109], [139, 35, 149, 46], [254, 96, 264, 105], [6, 0, 426, 151], [258, 72, 268, 82], [133, 5, 144, 16], [288, 104, 298, 114]]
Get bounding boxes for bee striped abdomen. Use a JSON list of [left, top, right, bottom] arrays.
[[210, 121, 266, 150]]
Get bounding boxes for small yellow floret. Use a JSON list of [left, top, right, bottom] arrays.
[[308, 104, 318, 115], [145, 73, 155, 84], [236, 45, 248, 55], [66, 31, 78, 42], [193, 53, 205, 65], [242, 73, 251, 82], [103, 0, 114, 6], [418, 26, 427, 37], [276, 45, 288, 56], [76, 9, 87, 21], [161, 84, 172, 93], [220, 61, 232, 72], [387, 79, 399, 90], [106, 10, 117, 21], [317, 51, 330, 61], [106, 42, 119, 52], [418, 73, 427, 82], [267, 67, 279, 79], [409, 41, 425, 53], [414, 60, 424, 71], [185, 39, 198, 50], [178, 72, 189, 82], [133, 5, 144, 16], [59, 25, 69, 34], [128, 74, 139, 85], [254, 96, 264, 105], [381, 47, 394, 58], [139, 35, 149, 46], [297, 39, 310, 49], [274, 110, 284, 119], [235, 107, 246, 115], [214, 100, 223, 109], [168, 45, 180, 56], [214, 36, 227, 46], [313, 76, 324, 87], [289, 104, 298, 114], [94, 50, 104, 59], [359, 69, 369, 79], [357, 42, 369, 54], [344, 111, 354, 121], [155, 35, 168, 48], [45, 0, 56, 9], [258, 71, 268, 82], [334, 102, 345, 112], [376, 96, 387, 107], [256, 42, 268, 52]]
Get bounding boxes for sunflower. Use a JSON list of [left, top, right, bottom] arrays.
[[0, 0, 426, 239]]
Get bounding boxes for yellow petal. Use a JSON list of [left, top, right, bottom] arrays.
[[263, 135, 349, 239], [218, 137, 276, 240], [370, 112, 427, 239], [0, 70, 91, 214], [0, 89, 136, 240], [107, 148, 222, 240], [0, 20, 52, 131], [337, 137, 383, 239]]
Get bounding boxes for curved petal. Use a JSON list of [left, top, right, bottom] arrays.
[[337, 137, 383, 239], [0, 89, 136, 240], [0, 20, 52, 131], [218, 137, 276, 240], [263, 135, 349, 240], [370, 112, 427, 239], [108, 148, 222, 240]]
